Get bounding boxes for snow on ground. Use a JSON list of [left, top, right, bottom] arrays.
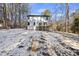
[[0, 29, 79, 56]]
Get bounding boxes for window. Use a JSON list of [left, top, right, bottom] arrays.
[[28, 22, 30, 25], [44, 22, 47, 25], [46, 17, 49, 20], [39, 23, 42, 25], [34, 22, 35, 25]]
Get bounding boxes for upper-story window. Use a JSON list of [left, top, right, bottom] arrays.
[[34, 22, 35, 25], [46, 17, 47, 20], [28, 22, 30, 25]]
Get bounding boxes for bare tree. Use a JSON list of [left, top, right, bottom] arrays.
[[65, 3, 69, 32], [3, 3, 7, 28], [18, 3, 21, 28], [0, 3, 29, 28]]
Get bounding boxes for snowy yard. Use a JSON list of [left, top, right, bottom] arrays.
[[0, 29, 79, 56]]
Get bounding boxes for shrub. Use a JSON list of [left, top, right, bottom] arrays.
[[71, 17, 79, 33], [37, 25, 49, 31]]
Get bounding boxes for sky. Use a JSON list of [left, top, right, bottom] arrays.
[[29, 3, 79, 19]]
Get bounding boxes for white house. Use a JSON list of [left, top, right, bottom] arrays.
[[27, 15, 50, 30]]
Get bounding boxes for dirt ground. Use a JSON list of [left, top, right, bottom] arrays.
[[0, 29, 79, 56]]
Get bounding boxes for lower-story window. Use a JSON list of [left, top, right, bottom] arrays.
[[39, 23, 42, 25], [44, 22, 47, 25]]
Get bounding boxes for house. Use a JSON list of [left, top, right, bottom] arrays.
[[27, 15, 51, 30]]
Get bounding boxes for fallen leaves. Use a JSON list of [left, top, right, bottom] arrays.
[[31, 40, 39, 52], [63, 38, 79, 49]]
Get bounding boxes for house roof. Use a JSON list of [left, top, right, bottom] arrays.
[[27, 15, 50, 17]]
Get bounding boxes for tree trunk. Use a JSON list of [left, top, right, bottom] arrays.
[[3, 3, 7, 29], [18, 3, 21, 28], [66, 3, 69, 32]]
